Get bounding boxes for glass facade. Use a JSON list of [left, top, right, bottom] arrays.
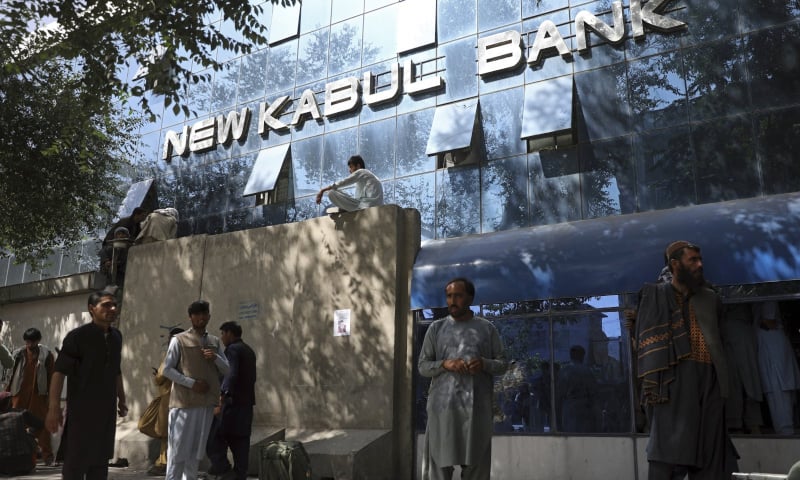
[[2, 0, 799, 443]]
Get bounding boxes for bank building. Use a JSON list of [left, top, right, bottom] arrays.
[[1, 0, 799, 478]]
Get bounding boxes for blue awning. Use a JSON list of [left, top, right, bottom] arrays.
[[411, 193, 800, 309]]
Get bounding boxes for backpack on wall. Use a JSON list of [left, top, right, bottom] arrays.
[[259, 440, 312, 480]]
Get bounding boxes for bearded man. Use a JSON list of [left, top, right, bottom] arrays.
[[635, 241, 736, 480]]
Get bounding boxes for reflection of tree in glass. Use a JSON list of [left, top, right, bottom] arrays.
[[437, 167, 481, 238], [236, 51, 269, 103], [328, 22, 379, 75], [483, 157, 528, 231], [393, 175, 435, 236]]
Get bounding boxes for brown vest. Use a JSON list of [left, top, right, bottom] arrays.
[[169, 329, 222, 408]]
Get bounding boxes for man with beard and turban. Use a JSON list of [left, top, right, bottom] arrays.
[[635, 241, 735, 480]]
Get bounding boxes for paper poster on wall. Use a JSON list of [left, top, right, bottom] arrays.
[[334, 309, 351, 336], [237, 301, 259, 322]]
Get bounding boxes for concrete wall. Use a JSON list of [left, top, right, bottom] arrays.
[[121, 204, 420, 478]]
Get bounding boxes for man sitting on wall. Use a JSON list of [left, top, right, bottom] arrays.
[[315, 155, 384, 214]]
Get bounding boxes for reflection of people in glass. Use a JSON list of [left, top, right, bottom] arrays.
[[590, 334, 626, 432], [532, 362, 557, 432], [315, 155, 384, 213], [721, 303, 763, 434], [635, 241, 736, 479], [556, 345, 597, 432], [418, 277, 507, 480], [753, 301, 800, 434]]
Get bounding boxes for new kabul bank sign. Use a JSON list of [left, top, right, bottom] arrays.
[[162, 0, 685, 161]]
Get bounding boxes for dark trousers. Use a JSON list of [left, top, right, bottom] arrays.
[[207, 405, 253, 480], [62, 463, 109, 480]]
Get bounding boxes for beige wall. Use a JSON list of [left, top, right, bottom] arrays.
[[0, 205, 420, 479]]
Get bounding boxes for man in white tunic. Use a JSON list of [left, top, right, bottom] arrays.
[[419, 277, 507, 480], [315, 155, 384, 213], [163, 300, 229, 480]]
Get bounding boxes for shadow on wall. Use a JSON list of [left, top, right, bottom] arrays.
[[119, 205, 418, 431]]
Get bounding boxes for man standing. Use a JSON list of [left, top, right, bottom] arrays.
[[163, 301, 229, 480], [45, 290, 128, 480], [315, 155, 384, 213], [419, 277, 507, 480], [7, 327, 55, 465], [636, 241, 734, 479], [207, 321, 256, 480]]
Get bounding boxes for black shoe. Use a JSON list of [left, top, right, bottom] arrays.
[[206, 465, 232, 476], [147, 465, 167, 476]]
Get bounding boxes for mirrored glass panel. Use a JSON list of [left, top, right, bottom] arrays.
[[265, 40, 299, 96], [529, 149, 581, 225], [756, 107, 800, 196], [633, 126, 695, 211], [478, 0, 520, 32], [358, 117, 396, 179], [286, 195, 322, 222], [270, 1, 301, 45], [522, 0, 565, 17], [627, 51, 688, 133], [523, 9, 573, 84], [574, 63, 630, 141], [426, 100, 480, 155], [243, 144, 291, 195], [117, 179, 155, 218], [738, 0, 800, 33], [745, 23, 800, 110], [300, 0, 332, 34], [393, 173, 436, 240], [332, 0, 364, 23], [685, 38, 748, 122], [321, 127, 358, 186], [521, 77, 572, 139], [198, 161, 230, 216], [552, 310, 631, 433], [481, 87, 526, 161], [397, 0, 436, 53], [228, 154, 258, 211], [212, 61, 239, 113], [328, 18, 364, 76], [437, 37, 479, 104], [493, 316, 553, 433], [438, 0, 477, 43], [396, 108, 436, 177], [435, 165, 481, 238], [579, 136, 636, 218], [692, 117, 758, 204], [363, 4, 398, 66], [237, 50, 269, 104], [296, 29, 330, 87], [290, 136, 324, 196], [481, 155, 529, 233]]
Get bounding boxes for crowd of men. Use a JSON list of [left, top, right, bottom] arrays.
[[2, 159, 800, 480]]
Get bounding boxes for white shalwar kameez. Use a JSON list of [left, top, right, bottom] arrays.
[[328, 168, 384, 211], [419, 315, 507, 480], [162, 336, 229, 480]]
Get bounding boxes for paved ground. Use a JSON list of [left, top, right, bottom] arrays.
[[9, 464, 162, 479], [8, 464, 257, 479]]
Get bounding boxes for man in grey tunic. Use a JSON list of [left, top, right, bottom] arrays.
[[419, 277, 507, 480]]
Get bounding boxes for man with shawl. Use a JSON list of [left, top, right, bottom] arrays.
[[635, 241, 735, 479]]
